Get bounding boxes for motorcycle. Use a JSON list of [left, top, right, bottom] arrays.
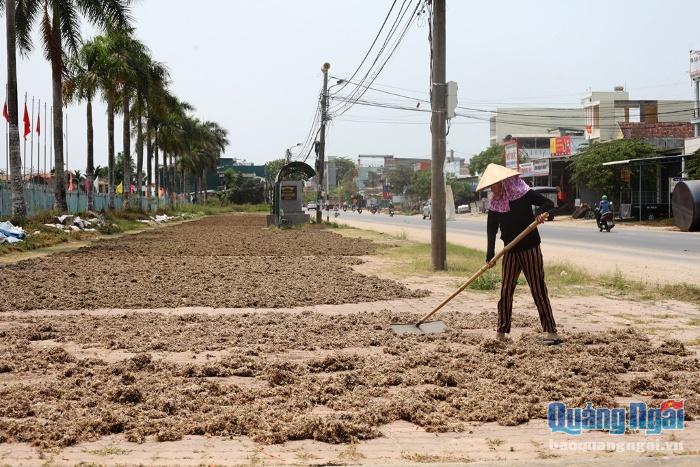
[[389, 208, 395, 217], [370, 206, 378, 215], [334, 210, 340, 218], [343, 205, 347, 212], [595, 208, 615, 232]]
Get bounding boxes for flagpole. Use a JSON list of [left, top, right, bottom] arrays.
[[65, 113, 68, 174], [29, 96, 34, 183], [22, 92, 27, 180], [43, 102, 47, 180], [36, 98, 40, 184]]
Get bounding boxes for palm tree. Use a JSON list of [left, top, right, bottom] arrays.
[[15, 0, 132, 211], [134, 59, 168, 208], [3, 0, 27, 217], [101, 30, 148, 210], [86, 33, 120, 208], [144, 63, 169, 203], [63, 39, 102, 210], [178, 118, 228, 204], [156, 95, 191, 203]]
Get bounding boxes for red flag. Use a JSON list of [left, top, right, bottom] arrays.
[[2, 102, 8, 122], [36, 113, 41, 135], [22, 102, 30, 140]]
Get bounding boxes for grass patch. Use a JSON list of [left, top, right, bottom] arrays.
[[688, 318, 700, 326], [0, 222, 82, 256], [365, 229, 700, 305]]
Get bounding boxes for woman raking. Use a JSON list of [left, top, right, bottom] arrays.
[[476, 163, 561, 345]]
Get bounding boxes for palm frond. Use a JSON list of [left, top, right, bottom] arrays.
[[15, 0, 42, 55]]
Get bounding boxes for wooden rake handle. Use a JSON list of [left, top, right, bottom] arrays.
[[416, 215, 544, 325]]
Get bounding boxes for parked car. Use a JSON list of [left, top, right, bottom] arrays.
[[306, 202, 317, 210], [422, 201, 431, 219], [530, 186, 557, 221], [456, 204, 471, 214]]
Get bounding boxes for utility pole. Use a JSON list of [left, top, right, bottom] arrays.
[[316, 62, 330, 224], [430, 0, 447, 270]]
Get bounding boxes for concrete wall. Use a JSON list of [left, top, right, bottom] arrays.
[[657, 100, 696, 123]]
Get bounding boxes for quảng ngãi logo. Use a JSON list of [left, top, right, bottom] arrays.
[[547, 400, 684, 435]]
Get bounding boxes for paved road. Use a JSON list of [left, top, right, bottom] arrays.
[[334, 211, 699, 259], [322, 209, 700, 283]]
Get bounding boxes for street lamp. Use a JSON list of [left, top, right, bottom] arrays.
[[285, 142, 302, 163]]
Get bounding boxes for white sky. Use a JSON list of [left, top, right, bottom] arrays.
[[2, 0, 699, 173]]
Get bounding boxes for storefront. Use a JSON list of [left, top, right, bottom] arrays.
[[602, 155, 689, 220]]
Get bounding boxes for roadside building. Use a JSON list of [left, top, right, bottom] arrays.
[[583, 87, 694, 143]]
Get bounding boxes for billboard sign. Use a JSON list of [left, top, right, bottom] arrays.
[[533, 158, 549, 176], [691, 50, 700, 80], [550, 136, 572, 157], [519, 162, 534, 177], [504, 141, 519, 169]]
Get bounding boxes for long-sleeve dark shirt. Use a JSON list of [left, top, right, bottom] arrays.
[[486, 190, 554, 261]]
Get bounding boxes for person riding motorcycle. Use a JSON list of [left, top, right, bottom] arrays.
[[595, 195, 614, 231]]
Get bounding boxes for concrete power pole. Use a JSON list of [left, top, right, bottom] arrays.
[[430, 0, 447, 270], [317, 62, 330, 224]]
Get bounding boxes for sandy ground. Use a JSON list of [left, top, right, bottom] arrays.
[[338, 216, 698, 285], [0, 213, 699, 465]]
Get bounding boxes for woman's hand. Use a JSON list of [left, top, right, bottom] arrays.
[[485, 258, 497, 269], [536, 212, 548, 224]]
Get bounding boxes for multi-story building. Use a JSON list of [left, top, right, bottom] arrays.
[[583, 87, 694, 143]]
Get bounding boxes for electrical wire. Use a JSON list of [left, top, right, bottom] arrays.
[[329, 0, 422, 118], [332, 0, 399, 96]]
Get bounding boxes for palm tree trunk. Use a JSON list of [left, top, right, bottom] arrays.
[[86, 98, 94, 211], [107, 101, 115, 209], [146, 118, 152, 205], [169, 154, 174, 207], [193, 173, 199, 204], [122, 93, 130, 209], [162, 151, 168, 199], [50, 7, 67, 212], [184, 169, 189, 201], [5, 0, 26, 217], [154, 129, 159, 201], [136, 103, 143, 211], [201, 170, 206, 204]]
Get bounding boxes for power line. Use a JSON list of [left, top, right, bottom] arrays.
[[330, 0, 422, 118], [331, 0, 399, 96]]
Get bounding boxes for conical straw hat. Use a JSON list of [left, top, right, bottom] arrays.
[[476, 163, 520, 191]]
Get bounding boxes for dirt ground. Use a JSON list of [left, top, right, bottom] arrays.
[[0, 215, 425, 311], [0, 213, 699, 465]]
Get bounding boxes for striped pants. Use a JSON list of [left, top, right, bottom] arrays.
[[497, 245, 557, 334]]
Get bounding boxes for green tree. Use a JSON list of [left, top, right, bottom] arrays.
[[16, 0, 132, 211], [386, 165, 415, 195], [114, 151, 136, 185], [448, 177, 475, 206], [687, 147, 700, 180], [570, 139, 656, 199], [411, 170, 431, 199], [332, 156, 355, 185], [223, 168, 242, 190], [468, 144, 504, 176], [64, 38, 104, 210], [265, 158, 286, 181]]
